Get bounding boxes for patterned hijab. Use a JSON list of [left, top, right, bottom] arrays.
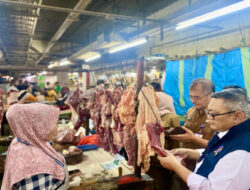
[[2, 103, 65, 190]]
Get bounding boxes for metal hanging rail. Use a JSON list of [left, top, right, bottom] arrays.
[[0, 0, 161, 23], [26, 0, 42, 66]]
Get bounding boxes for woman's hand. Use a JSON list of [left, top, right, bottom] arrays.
[[158, 151, 181, 171]]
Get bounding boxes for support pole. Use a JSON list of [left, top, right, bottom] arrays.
[[84, 115, 90, 136], [86, 71, 90, 89], [134, 56, 144, 178]]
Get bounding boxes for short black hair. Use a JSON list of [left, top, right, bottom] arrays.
[[212, 89, 247, 100], [223, 85, 247, 93], [10, 78, 17, 86], [212, 88, 248, 101], [97, 79, 105, 85], [150, 82, 161, 91]]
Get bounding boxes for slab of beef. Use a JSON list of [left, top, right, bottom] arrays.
[[54, 128, 79, 145], [116, 86, 136, 165], [86, 88, 96, 114], [92, 88, 118, 154], [123, 125, 136, 165], [113, 86, 123, 105], [146, 123, 166, 157], [117, 86, 136, 126], [103, 89, 118, 154], [135, 85, 165, 171], [91, 88, 104, 129], [68, 88, 90, 130], [96, 121, 118, 154], [111, 111, 124, 147], [111, 87, 124, 147]]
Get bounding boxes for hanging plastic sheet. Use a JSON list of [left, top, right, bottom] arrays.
[[163, 47, 250, 116]]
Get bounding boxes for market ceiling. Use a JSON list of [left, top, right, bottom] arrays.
[[0, 0, 176, 75]]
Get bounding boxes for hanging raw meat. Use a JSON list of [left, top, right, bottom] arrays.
[[91, 88, 104, 129], [68, 88, 90, 130], [135, 85, 165, 171], [117, 86, 136, 126], [116, 86, 137, 165], [146, 123, 166, 157], [86, 88, 96, 112], [123, 125, 136, 165], [54, 127, 79, 145], [111, 87, 124, 147], [91, 87, 118, 154]]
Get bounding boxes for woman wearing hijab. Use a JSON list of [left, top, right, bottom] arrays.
[[1, 103, 68, 190]]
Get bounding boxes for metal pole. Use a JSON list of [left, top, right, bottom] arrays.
[[0, 65, 70, 72], [0, 0, 161, 23], [26, 0, 42, 66], [134, 56, 144, 178], [86, 71, 90, 89]]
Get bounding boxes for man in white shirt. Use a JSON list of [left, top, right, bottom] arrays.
[[158, 88, 250, 190]]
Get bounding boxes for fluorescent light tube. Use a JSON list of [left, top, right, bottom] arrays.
[[48, 64, 55, 68], [85, 53, 101, 62], [26, 75, 36, 79], [109, 37, 147, 53], [40, 71, 47, 75], [176, 0, 250, 30], [59, 60, 70, 66]]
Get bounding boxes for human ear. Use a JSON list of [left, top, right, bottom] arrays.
[[233, 111, 245, 123]]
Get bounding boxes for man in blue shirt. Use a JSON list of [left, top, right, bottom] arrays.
[[158, 88, 250, 190]]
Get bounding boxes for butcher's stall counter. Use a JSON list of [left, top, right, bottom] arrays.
[[68, 148, 154, 190]]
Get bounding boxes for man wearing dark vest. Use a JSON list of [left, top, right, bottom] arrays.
[[158, 88, 250, 189]]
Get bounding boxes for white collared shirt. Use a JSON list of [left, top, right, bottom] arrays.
[[187, 131, 250, 190]]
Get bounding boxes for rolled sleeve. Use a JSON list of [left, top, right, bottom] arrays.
[[187, 173, 209, 190], [196, 148, 205, 155]]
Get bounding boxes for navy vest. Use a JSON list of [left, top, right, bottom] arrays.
[[196, 118, 250, 178]]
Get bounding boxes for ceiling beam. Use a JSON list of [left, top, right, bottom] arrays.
[[0, 31, 31, 38], [0, 22, 34, 29], [0, 25, 32, 32], [26, 0, 42, 66], [0, 30, 31, 36], [35, 0, 92, 65], [0, 65, 70, 72], [0, 0, 161, 23], [6, 50, 67, 57], [0, 10, 39, 18]]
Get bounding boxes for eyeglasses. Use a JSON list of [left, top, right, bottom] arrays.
[[189, 94, 208, 101], [204, 109, 235, 120]]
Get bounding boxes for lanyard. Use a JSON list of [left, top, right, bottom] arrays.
[[16, 138, 64, 167]]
